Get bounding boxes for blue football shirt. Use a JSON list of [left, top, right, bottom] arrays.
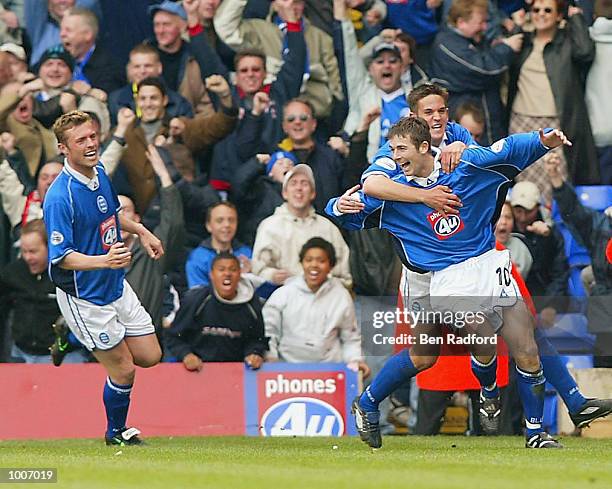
[[43, 162, 124, 305], [327, 131, 550, 271]]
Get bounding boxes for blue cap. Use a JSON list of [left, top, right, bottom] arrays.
[[266, 151, 298, 175], [149, 1, 187, 21]]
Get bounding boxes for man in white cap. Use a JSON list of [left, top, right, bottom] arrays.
[[0, 42, 27, 80], [511, 180, 569, 326], [252, 163, 352, 288]]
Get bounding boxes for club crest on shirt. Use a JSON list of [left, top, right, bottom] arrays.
[[96, 195, 108, 213], [427, 211, 464, 240], [99, 215, 117, 250], [50, 230, 64, 245]]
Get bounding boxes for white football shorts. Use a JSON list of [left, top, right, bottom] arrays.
[[429, 249, 521, 330], [56, 280, 154, 351]]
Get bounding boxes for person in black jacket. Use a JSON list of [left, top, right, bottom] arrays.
[[428, 0, 523, 145], [165, 252, 268, 371], [0, 219, 87, 363], [231, 151, 297, 246], [60, 7, 125, 94]]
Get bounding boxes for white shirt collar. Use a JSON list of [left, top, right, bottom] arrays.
[[403, 147, 442, 187], [64, 159, 100, 191], [378, 87, 406, 103]]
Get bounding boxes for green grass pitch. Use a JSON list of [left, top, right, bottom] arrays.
[[1, 436, 612, 489]]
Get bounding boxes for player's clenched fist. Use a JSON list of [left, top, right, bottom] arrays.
[[106, 242, 132, 269]]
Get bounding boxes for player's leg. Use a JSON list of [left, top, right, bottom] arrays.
[[460, 320, 501, 434], [91, 341, 143, 445], [535, 329, 612, 428], [125, 334, 162, 368], [353, 320, 441, 448], [500, 300, 561, 448], [117, 280, 161, 368]]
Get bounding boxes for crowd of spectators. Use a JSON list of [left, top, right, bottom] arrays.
[[0, 0, 611, 432]]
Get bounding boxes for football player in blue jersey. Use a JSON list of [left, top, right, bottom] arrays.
[[327, 117, 572, 449], [359, 83, 475, 214], [44, 111, 164, 446]]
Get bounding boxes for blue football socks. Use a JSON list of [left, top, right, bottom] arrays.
[[471, 354, 499, 398], [515, 365, 546, 437], [103, 377, 132, 437]]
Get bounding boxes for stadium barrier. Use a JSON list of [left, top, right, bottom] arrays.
[[0, 363, 358, 440]]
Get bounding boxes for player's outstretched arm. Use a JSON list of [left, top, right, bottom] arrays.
[[119, 215, 165, 260], [539, 128, 572, 149], [362, 175, 462, 215]]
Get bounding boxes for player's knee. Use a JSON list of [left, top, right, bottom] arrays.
[[113, 363, 136, 385], [133, 344, 162, 368]]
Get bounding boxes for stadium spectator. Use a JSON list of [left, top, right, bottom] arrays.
[[149, 0, 218, 117], [359, 29, 429, 94], [252, 163, 352, 287], [60, 6, 125, 94], [0, 152, 62, 231], [0, 1, 24, 46], [0, 219, 86, 363], [114, 76, 237, 215], [19, 45, 110, 137], [24, 0, 101, 66], [0, 42, 27, 81], [165, 252, 268, 370], [382, 0, 440, 66], [118, 144, 185, 331], [510, 179, 569, 323], [336, 0, 410, 160], [214, 0, 344, 119], [206, 40, 306, 190], [186, 201, 252, 288], [453, 101, 485, 143], [546, 152, 612, 366], [586, 0, 612, 184], [495, 201, 533, 279], [0, 84, 56, 183], [108, 43, 193, 126], [276, 98, 347, 211], [263, 237, 369, 375], [231, 151, 296, 247], [429, 0, 523, 145], [508, 0, 599, 192], [183, 0, 235, 72]]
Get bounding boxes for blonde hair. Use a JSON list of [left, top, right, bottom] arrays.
[[52, 110, 92, 145]]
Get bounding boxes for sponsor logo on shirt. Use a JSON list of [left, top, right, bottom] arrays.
[[427, 211, 464, 240], [99, 215, 118, 251], [491, 139, 506, 153]]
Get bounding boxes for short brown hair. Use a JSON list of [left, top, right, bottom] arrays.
[[66, 7, 99, 38], [388, 117, 431, 149], [206, 201, 237, 224], [283, 98, 316, 118], [408, 83, 449, 111], [448, 0, 488, 26], [234, 48, 266, 69], [594, 0, 612, 17], [454, 101, 485, 125], [21, 219, 47, 244], [129, 43, 160, 62], [395, 32, 417, 63], [52, 110, 93, 145]]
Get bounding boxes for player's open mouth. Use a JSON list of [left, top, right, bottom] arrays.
[[307, 270, 320, 278], [382, 72, 393, 80], [431, 123, 442, 130], [84, 150, 97, 158], [222, 278, 232, 286]]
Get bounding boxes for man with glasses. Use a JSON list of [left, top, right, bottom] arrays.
[[275, 98, 348, 211]]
